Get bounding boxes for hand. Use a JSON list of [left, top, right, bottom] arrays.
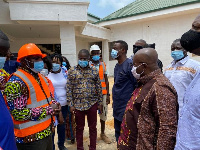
[[98, 104, 103, 114], [51, 103, 61, 116], [106, 95, 110, 105], [70, 106, 75, 113]]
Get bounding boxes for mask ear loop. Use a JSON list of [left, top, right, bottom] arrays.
[[138, 63, 147, 75]]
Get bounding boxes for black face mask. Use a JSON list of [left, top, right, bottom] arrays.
[[133, 45, 143, 54], [180, 29, 200, 52]]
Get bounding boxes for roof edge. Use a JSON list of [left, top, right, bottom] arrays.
[[95, 1, 200, 24], [87, 12, 101, 20]]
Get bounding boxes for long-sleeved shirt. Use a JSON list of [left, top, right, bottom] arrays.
[[164, 56, 200, 113], [118, 69, 178, 150], [0, 68, 9, 92], [66, 65, 103, 111], [175, 71, 200, 150], [4, 68, 56, 143], [112, 58, 137, 121]]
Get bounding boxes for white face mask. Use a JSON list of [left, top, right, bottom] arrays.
[[40, 68, 49, 77], [131, 63, 145, 79]]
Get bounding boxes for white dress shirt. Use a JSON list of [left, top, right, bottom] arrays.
[[164, 56, 200, 113], [175, 71, 200, 149]]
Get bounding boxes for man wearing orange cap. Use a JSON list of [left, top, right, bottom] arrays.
[[4, 43, 61, 150]]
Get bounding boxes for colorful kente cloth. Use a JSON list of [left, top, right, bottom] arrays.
[[0, 68, 10, 92], [118, 69, 178, 150]]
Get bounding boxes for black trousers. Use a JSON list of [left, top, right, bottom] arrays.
[[17, 135, 53, 150]]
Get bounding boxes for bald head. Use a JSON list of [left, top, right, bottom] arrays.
[[134, 48, 158, 64], [133, 48, 159, 77]]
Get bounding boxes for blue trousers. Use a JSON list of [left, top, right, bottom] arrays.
[[114, 118, 122, 142], [57, 105, 68, 148]]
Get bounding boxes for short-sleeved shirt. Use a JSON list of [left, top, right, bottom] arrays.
[[164, 56, 200, 113], [112, 58, 137, 121], [0, 92, 17, 150]]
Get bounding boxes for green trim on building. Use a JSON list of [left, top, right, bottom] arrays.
[[96, 0, 200, 23], [87, 12, 101, 20]]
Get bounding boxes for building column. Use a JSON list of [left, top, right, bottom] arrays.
[[60, 23, 77, 67], [102, 40, 110, 75]]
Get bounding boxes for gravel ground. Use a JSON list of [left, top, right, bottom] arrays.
[[55, 77, 117, 150]]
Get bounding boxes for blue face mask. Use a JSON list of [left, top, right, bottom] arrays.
[[0, 57, 6, 69], [111, 49, 118, 59], [92, 55, 100, 61], [171, 50, 184, 61], [31, 61, 44, 73], [62, 62, 66, 67], [52, 63, 61, 72], [78, 60, 88, 68]]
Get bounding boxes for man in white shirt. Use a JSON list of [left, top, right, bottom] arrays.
[[175, 14, 200, 150], [164, 38, 200, 114]]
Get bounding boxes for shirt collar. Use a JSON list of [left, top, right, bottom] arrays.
[[172, 56, 189, 65], [138, 69, 161, 86]]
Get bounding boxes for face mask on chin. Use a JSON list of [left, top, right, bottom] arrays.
[[131, 63, 145, 79], [180, 29, 200, 54]]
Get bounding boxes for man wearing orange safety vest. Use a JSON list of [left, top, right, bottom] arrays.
[[4, 43, 61, 150], [90, 44, 111, 144]]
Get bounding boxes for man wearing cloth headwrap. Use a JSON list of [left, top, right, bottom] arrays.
[[175, 14, 200, 149]]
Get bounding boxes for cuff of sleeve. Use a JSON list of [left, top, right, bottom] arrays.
[[51, 100, 57, 104], [46, 106, 53, 115]]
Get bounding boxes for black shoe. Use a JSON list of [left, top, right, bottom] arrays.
[[58, 146, 68, 150], [71, 138, 75, 144]]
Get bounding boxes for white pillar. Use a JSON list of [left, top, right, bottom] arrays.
[[60, 23, 77, 67], [102, 40, 110, 76]]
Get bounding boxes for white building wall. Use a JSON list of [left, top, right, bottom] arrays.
[[107, 12, 200, 76]]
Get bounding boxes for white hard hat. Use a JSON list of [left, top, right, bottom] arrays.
[[90, 44, 101, 53]]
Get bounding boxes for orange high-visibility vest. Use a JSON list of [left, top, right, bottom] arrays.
[[91, 62, 107, 95], [12, 69, 52, 138]]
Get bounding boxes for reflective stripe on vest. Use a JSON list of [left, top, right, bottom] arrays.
[[13, 69, 52, 137], [14, 71, 51, 108], [14, 115, 51, 130], [91, 62, 107, 94]]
